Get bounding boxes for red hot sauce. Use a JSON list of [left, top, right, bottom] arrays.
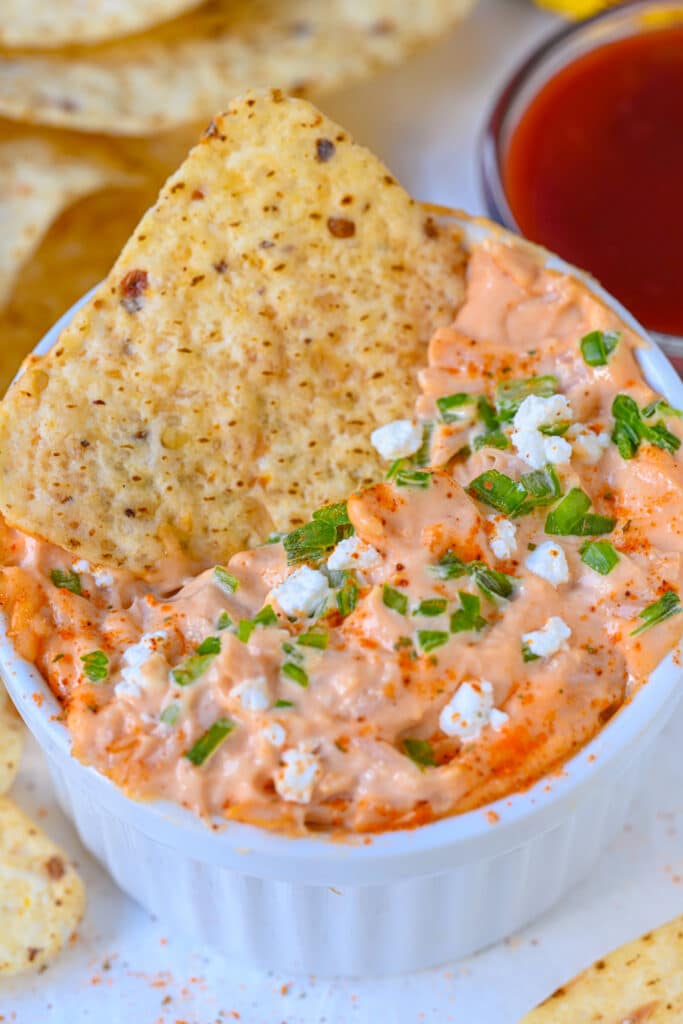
[[504, 25, 683, 337]]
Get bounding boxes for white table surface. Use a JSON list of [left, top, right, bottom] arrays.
[[6, 1, 683, 1020]]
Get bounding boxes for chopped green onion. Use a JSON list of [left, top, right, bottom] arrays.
[[611, 394, 642, 459], [273, 699, 294, 709], [283, 519, 336, 565], [429, 549, 469, 581], [394, 469, 431, 489], [522, 643, 540, 663], [196, 635, 221, 656], [185, 717, 235, 766], [386, 458, 405, 480], [580, 540, 620, 575], [580, 330, 620, 367], [630, 591, 681, 636], [436, 392, 476, 424], [469, 561, 515, 601], [495, 375, 558, 421], [53, 653, 64, 663], [297, 631, 329, 650], [402, 737, 437, 769], [50, 568, 82, 595], [539, 420, 570, 437], [382, 584, 408, 615], [80, 650, 108, 682], [518, 465, 562, 512], [472, 430, 510, 451], [281, 641, 302, 660], [612, 393, 681, 460], [336, 574, 359, 617], [172, 649, 218, 686], [312, 501, 351, 528], [450, 592, 487, 633], [642, 398, 683, 419], [414, 598, 447, 617], [213, 566, 239, 593], [237, 619, 255, 644], [253, 605, 277, 627], [477, 395, 500, 431], [160, 702, 181, 726], [467, 469, 528, 515], [217, 611, 232, 630], [282, 662, 309, 687], [545, 488, 591, 535], [237, 604, 278, 644], [646, 420, 681, 455], [575, 513, 616, 537], [413, 421, 434, 467], [417, 629, 449, 653]]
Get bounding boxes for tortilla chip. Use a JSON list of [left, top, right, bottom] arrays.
[[0, 135, 136, 307], [522, 916, 683, 1022], [0, 797, 85, 975], [0, 683, 23, 794], [0, 91, 466, 576], [0, 0, 203, 49], [0, 0, 476, 135], [0, 185, 159, 396]]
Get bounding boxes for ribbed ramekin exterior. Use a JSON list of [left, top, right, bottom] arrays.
[[45, 743, 642, 976]]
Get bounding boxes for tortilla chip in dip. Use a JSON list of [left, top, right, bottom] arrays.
[[0, 797, 85, 975], [522, 916, 683, 1022], [0, 91, 466, 576], [0, 0, 203, 50], [0, 682, 23, 795], [0, 0, 476, 136]]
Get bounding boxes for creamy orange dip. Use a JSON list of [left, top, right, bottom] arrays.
[[2, 240, 683, 835]]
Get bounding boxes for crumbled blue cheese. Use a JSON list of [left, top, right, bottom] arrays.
[[232, 675, 270, 712], [272, 566, 330, 617], [114, 631, 169, 700], [370, 419, 423, 460], [511, 394, 573, 469], [525, 541, 570, 586], [522, 616, 571, 658], [260, 721, 286, 748], [327, 535, 381, 572], [274, 743, 321, 804], [439, 681, 508, 739], [71, 558, 114, 588], [488, 515, 518, 560], [567, 424, 610, 464]]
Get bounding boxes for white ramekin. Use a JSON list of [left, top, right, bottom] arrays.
[[2, 215, 683, 977]]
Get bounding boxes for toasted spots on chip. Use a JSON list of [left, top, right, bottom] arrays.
[[522, 915, 683, 1022], [0, 92, 466, 576], [0, 0, 477, 135], [0, 0, 203, 48], [0, 136, 136, 309], [0, 682, 23, 795], [0, 798, 85, 975]]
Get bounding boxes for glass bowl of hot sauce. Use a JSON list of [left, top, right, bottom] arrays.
[[480, 0, 683, 367]]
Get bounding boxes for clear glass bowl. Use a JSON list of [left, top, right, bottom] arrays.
[[479, 0, 683, 365]]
